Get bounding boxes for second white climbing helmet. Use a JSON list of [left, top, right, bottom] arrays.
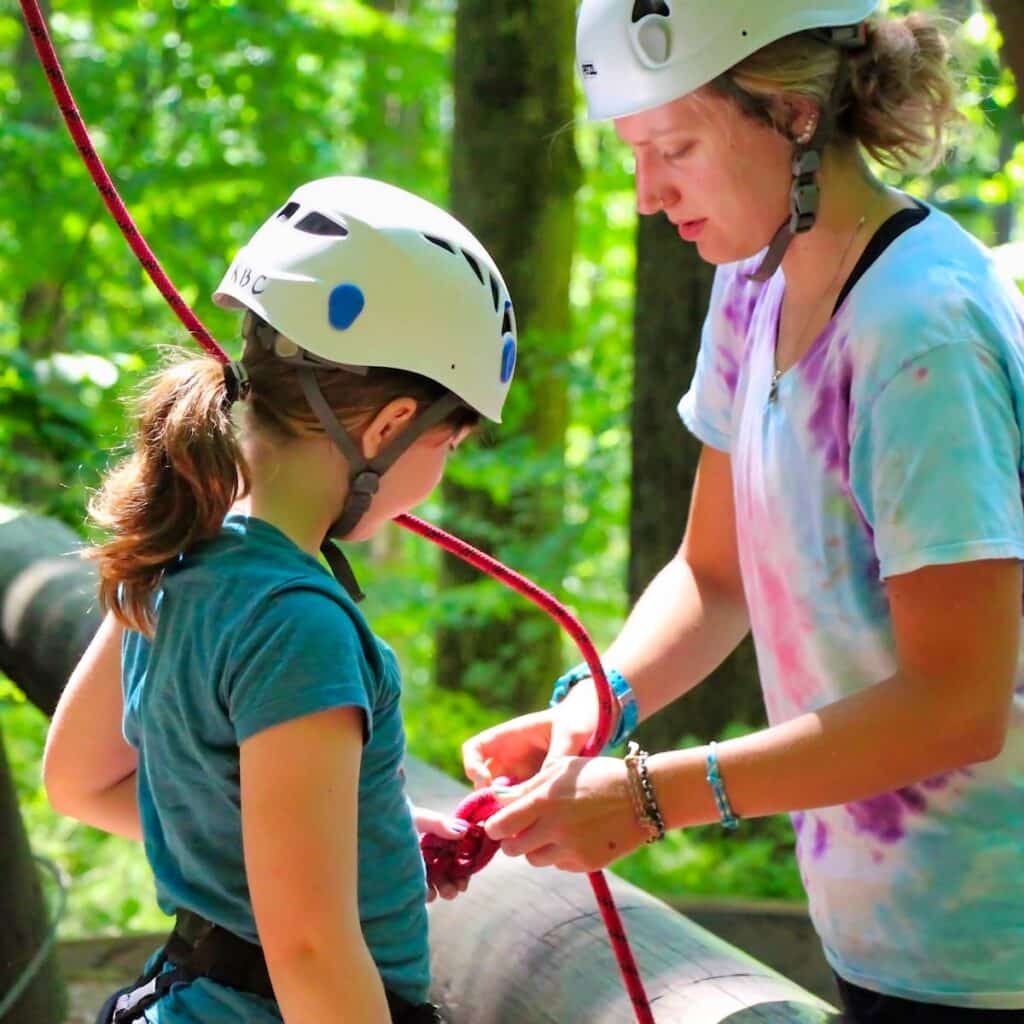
[[576, 0, 880, 122]]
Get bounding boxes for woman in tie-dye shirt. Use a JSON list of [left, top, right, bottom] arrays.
[[467, 2, 1024, 1020]]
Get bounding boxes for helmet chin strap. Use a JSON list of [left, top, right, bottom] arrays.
[[746, 24, 867, 283], [295, 366, 463, 600], [251, 317, 465, 601], [747, 125, 828, 283]]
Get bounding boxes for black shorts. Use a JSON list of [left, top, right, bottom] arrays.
[[836, 975, 1024, 1023]]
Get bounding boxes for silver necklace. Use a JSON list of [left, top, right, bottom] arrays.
[[768, 211, 869, 405]]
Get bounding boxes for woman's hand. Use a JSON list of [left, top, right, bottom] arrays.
[[412, 806, 472, 902], [462, 683, 606, 789], [461, 710, 555, 789], [482, 756, 649, 873]]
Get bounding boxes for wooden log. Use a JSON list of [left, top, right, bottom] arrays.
[[0, 509, 843, 1022]]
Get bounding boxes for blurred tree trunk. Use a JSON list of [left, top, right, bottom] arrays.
[[0, 512, 94, 1024], [0, 719, 66, 1024], [989, 0, 1024, 115], [435, 2, 581, 711], [629, 215, 765, 752]]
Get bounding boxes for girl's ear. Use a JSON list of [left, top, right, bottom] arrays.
[[359, 397, 418, 459]]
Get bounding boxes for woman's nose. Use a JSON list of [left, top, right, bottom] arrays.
[[634, 154, 676, 216]]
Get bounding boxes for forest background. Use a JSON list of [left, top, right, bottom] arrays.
[[1, 0, 1022, 966]]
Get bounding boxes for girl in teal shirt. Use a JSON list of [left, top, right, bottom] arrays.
[[44, 177, 518, 1024]]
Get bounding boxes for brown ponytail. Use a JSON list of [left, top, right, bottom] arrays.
[[88, 318, 479, 637], [721, 13, 963, 172], [87, 355, 249, 636]]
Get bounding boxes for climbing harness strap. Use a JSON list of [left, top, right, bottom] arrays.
[[96, 909, 445, 1023]]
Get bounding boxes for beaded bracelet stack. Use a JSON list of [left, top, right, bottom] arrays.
[[623, 741, 666, 843], [549, 664, 741, 835]]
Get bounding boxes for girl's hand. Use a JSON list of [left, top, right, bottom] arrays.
[[462, 688, 605, 790], [482, 756, 649, 873], [412, 806, 472, 903]]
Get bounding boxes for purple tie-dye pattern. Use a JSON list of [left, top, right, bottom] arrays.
[[812, 819, 829, 859], [846, 784, 933, 844], [846, 792, 909, 843], [716, 346, 740, 399], [723, 285, 760, 337], [803, 325, 853, 480]]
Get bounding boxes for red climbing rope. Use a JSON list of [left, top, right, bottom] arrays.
[[401, 515, 655, 1021], [403, 509, 618, 887], [17, 3, 656, 1020]]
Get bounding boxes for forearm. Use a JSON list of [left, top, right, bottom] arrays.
[[602, 555, 749, 721], [653, 669, 1006, 830], [269, 936, 390, 1023], [48, 773, 143, 841]]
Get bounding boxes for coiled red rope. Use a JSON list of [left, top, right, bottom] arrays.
[[18, 3, 656, 1019]]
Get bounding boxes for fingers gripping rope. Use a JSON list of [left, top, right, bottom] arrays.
[[421, 783, 507, 887], [18, 3, 656, 1018]]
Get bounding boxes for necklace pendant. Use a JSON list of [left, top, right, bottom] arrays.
[[768, 370, 781, 404]]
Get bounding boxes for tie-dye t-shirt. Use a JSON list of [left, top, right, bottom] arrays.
[[679, 202, 1024, 1008]]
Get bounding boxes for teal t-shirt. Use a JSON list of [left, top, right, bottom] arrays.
[[121, 514, 429, 1021]]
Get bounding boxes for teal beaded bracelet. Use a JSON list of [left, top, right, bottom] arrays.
[[705, 741, 740, 830], [549, 663, 638, 750]]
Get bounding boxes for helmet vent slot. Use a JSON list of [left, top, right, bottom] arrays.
[[631, 0, 669, 22], [489, 274, 501, 312], [294, 211, 349, 237], [423, 234, 456, 254], [501, 302, 513, 336], [277, 201, 300, 221], [461, 250, 484, 285]]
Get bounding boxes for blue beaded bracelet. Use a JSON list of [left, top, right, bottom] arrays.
[[705, 741, 740, 830], [549, 663, 638, 750]]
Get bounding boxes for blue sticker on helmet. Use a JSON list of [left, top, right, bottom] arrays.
[[328, 284, 365, 330], [500, 334, 517, 383]]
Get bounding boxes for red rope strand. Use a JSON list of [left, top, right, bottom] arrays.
[[17, 3, 656, 1018], [399, 515, 655, 1021]]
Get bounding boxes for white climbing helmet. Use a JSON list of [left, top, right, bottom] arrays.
[[577, 0, 879, 122], [213, 176, 517, 422]]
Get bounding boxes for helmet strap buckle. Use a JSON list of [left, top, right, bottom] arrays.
[[350, 470, 381, 498], [789, 149, 821, 235]]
